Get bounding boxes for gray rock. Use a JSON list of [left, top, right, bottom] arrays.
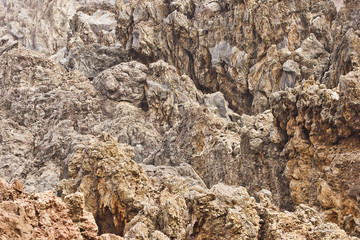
[[93, 61, 148, 105]]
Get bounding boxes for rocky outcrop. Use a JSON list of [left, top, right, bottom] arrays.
[[328, 0, 360, 88], [1, 0, 343, 114], [1, 140, 355, 239], [0, 0, 127, 79], [114, 0, 340, 115], [93, 59, 293, 209], [0, 0, 76, 55], [0, 48, 160, 192], [0, 48, 118, 192], [0, 47, 292, 212], [0, 178, 99, 240], [1, 0, 360, 238], [257, 190, 358, 240], [271, 69, 360, 236], [58, 135, 260, 239], [57, 135, 356, 239]]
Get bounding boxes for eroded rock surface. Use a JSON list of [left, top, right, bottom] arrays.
[[271, 69, 360, 236], [0, 178, 99, 240], [58, 136, 260, 239], [0, 48, 293, 212], [57, 136, 356, 239], [1, 0, 360, 239], [0, 0, 346, 114]]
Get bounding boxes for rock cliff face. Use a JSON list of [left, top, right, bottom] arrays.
[[271, 72, 360, 236], [1, 0, 360, 239]]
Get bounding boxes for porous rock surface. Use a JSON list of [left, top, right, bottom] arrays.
[[1, 0, 360, 239], [0, 0, 346, 113], [57, 135, 355, 239], [0, 177, 115, 240], [0, 47, 291, 211], [271, 70, 360, 236]]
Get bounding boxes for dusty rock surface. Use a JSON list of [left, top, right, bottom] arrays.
[[1, 0, 360, 239]]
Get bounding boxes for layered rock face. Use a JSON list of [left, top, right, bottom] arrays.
[[1, 0, 360, 239]]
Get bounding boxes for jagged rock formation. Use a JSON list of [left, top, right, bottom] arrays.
[[57, 135, 260, 239], [0, 47, 292, 211], [1, 152, 355, 239], [271, 70, 360, 236], [1, 0, 360, 239], [0, 0, 345, 114], [58, 136, 356, 239], [0, 177, 101, 239]]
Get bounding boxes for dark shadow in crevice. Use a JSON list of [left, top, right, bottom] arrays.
[[96, 206, 122, 236]]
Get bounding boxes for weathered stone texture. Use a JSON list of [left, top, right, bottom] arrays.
[[271, 70, 360, 236], [1, 0, 360, 238]]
